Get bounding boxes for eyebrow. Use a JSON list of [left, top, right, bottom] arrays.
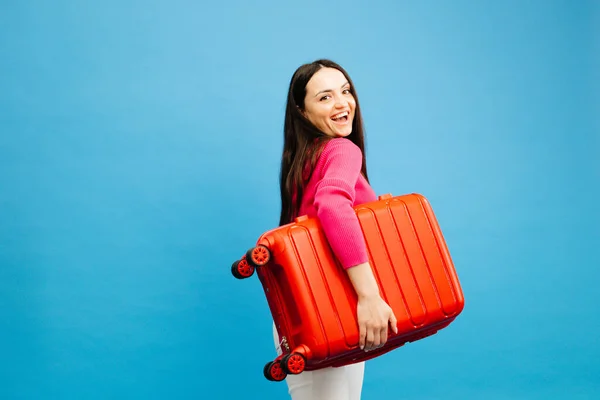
[[314, 81, 350, 97]]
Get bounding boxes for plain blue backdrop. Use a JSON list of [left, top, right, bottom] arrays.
[[1, 1, 599, 399]]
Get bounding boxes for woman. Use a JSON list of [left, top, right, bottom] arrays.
[[273, 59, 398, 400]]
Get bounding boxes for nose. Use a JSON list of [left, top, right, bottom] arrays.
[[334, 95, 348, 108]]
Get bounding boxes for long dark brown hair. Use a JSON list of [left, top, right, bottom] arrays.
[[279, 59, 369, 226]]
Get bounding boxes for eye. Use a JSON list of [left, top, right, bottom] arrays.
[[319, 94, 331, 101], [343, 88, 352, 95]]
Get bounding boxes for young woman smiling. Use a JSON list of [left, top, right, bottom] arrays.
[[273, 59, 397, 400]]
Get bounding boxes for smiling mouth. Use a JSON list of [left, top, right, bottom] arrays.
[[331, 111, 349, 123]]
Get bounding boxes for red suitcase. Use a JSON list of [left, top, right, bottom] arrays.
[[231, 193, 465, 382]]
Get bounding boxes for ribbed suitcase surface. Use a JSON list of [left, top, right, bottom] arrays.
[[231, 193, 464, 381]]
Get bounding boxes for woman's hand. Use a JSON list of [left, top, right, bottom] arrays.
[[356, 293, 397, 351], [346, 262, 398, 351]]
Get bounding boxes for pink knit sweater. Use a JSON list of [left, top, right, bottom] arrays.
[[297, 138, 377, 269]]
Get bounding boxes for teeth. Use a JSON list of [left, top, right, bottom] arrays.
[[332, 111, 348, 120]]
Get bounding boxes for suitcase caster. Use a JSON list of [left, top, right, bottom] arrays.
[[281, 352, 306, 375], [246, 245, 271, 268], [263, 360, 286, 382], [231, 257, 255, 279]]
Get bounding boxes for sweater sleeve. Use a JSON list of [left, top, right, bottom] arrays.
[[313, 138, 369, 269]]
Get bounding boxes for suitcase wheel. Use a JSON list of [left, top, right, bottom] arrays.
[[263, 360, 286, 382], [231, 258, 255, 279], [246, 245, 271, 267], [281, 352, 306, 375]]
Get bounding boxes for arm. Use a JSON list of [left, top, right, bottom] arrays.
[[313, 139, 398, 350], [313, 139, 369, 269], [346, 262, 381, 298]]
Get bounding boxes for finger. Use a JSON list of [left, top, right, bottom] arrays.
[[370, 326, 381, 350], [359, 322, 366, 350], [365, 326, 375, 351], [379, 325, 388, 347], [390, 311, 398, 334]]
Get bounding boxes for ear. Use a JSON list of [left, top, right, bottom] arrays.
[[297, 105, 306, 117]]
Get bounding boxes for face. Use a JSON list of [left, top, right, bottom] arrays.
[[302, 67, 356, 138]]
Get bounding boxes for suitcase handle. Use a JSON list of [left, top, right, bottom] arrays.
[[378, 193, 393, 200], [294, 215, 309, 223]]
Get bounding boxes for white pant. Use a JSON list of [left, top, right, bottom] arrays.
[[272, 323, 365, 400]]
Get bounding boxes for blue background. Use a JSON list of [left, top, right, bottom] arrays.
[[1, 1, 599, 399]]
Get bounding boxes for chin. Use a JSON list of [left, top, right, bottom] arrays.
[[335, 130, 352, 138]]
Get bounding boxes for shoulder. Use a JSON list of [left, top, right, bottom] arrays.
[[320, 137, 362, 159], [315, 137, 363, 174]]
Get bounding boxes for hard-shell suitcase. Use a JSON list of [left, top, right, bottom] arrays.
[[231, 193, 465, 382]]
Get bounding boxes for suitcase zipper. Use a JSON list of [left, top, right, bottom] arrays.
[[280, 336, 290, 352]]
